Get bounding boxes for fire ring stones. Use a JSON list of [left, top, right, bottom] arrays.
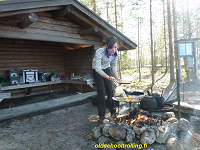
[[154, 128, 159, 138], [179, 131, 193, 149], [126, 129, 135, 142], [102, 124, 111, 137], [108, 124, 126, 140], [140, 128, 156, 144], [163, 117, 178, 126], [132, 126, 147, 135], [156, 122, 172, 144], [171, 121, 179, 133], [92, 127, 102, 140], [166, 137, 184, 150], [177, 118, 190, 131], [164, 112, 175, 119], [98, 136, 110, 144]]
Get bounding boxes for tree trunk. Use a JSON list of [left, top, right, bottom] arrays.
[[150, 0, 154, 85], [187, 0, 191, 39], [138, 2, 141, 81], [115, 0, 117, 29], [93, 0, 96, 13], [172, 0, 179, 78], [167, 0, 175, 82], [163, 0, 168, 74], [106, 2, 109, 23], [154, 37, 157, 73], [114, 0, 121, 78]]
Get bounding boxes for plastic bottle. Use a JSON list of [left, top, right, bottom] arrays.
[[147, 86, 151, 94]]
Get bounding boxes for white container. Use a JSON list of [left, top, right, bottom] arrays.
[[22, 69, 38, 83]]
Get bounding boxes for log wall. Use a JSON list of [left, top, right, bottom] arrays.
[[0, 38, 65, 77], [64, 47, 93, 77]]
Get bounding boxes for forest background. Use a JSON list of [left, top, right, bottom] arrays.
[[79, 0, 200, 88]]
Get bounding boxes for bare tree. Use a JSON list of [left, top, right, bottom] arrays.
[[172, 0, 178, 74], [105, 1, 110, 23], [93, 0, 96, 13], [114, 0, 117, 29], [163, 0, 168, 74], [187, 0, 191, 38], [150, 0, 154, 85], [167, 0, 175, 82], [138, 0, 141, 81]]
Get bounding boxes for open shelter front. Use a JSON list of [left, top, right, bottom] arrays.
[[0, 0, 137, 100]]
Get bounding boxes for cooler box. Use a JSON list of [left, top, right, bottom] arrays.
[[22, 69, 38, 83], [10, 78, 19, 85]]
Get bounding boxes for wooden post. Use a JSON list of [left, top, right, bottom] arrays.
[[25, 88, 27, 97], [53, 5, 73, 20], [80, 84, 82, 93], [49, 84, 51, 93], [66, 83, 68, 91], [194, 41, 198, 78], [118, 51, 122, 79], [18, 13, 38, 29], [78, 27, 98, 35]]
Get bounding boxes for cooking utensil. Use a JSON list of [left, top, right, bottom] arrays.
[[117, 80, 132, 84], [123, 89, 144, 96], [114, 81, 127, 99]]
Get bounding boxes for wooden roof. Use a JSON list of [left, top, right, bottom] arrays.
[[0, 0, 137, 50]]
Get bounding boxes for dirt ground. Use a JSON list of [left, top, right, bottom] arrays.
[[0, 73, 200, 150], [0, 99, 100, 150]]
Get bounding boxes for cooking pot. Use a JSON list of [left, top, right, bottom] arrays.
[[151, 93, 164, 109], [140, 96, 157, 110]]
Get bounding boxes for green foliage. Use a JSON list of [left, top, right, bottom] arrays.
[[131, 79, 151, 89], [120, 51, 133, 70], [0, 77, 9, 85], [121, 68, 139, 76], [79, 0, 95, 12]]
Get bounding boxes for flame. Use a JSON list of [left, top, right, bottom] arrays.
[[127, 113, 160, 125], [118, 109, 163, 126]]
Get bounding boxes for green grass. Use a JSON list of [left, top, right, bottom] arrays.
[[121, 68, 139, 76], [130, 79, 151, 89]]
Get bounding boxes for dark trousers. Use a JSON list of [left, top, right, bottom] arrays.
[[93, 68, 116, 117]]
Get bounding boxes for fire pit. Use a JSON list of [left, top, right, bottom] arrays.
[[116, 108, 167, 127], [92, 107, 197, 150], [91, 71, 199, 149]]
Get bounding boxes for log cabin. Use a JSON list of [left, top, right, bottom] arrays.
[[0, 0, 137, 100]]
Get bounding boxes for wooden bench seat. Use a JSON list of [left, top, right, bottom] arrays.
[[1, 80, 94, 99]]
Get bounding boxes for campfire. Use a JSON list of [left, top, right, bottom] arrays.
[[117, 108, 166, 127], [91, 106, 198, 150]]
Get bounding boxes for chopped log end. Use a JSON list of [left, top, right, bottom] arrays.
[[53, 5, 73, 20], [18, 13, 38, 29], [29, 13, 38, 22], [94, 27, 99, 32], [119, 40, 123, 46], [66, 5, 73, 12]]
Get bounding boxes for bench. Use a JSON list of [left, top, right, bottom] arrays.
[[1, 79, 94, 99]]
